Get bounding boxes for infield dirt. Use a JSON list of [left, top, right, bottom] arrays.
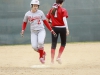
[[0, 42, 100, 75]]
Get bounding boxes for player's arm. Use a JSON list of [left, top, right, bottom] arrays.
[[43, 20, 52, 31], [41, 10, 57, 37], [43, 20, 57, 37], [46, 11, 52, 27], [46, 19, 52, 27], [21, 22, 27, 37], [21, 13, 28, 37], [62, 9, 69, 36], [63, 17, 69, 36]]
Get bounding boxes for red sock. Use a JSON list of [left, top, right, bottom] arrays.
[[51, 49, 55, 62], [58, 46, 65, 58], [38, 48, 44, 58]]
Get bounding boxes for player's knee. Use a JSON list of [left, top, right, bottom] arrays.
[[61, 43, 66, 47], [38, 42, 44, 48], [38, 41, 44, 45], [52, 43, 57, 49], [32, 46, 38, 51]]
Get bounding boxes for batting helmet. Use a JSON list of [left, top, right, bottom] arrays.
[[30, 0, 40, 6]]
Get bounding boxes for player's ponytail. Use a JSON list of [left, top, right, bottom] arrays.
[[51, 0, 65, 17], [51, 8, 57, 15]]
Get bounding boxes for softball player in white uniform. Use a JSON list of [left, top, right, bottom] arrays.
[[20, 0, 56, 64]]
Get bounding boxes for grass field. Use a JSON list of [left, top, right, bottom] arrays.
[[0, 42, 100, 75]]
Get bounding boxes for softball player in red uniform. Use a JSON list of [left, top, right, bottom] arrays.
[[20, 0, 56, 64], [46, 0, 69, 64]]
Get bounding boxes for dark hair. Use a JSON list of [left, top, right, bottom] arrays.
[[56, 0, 65, 4], [31, 4, 39, 8], [51, 0, 65, 15], [51, 8, 57, 15]]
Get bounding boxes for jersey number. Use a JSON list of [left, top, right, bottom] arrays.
[[37, 19, 41, 24]]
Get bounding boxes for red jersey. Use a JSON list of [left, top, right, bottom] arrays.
[[46, 6, 68, 27]]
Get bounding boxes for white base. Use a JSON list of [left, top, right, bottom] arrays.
[[31, 65, 50, 68]]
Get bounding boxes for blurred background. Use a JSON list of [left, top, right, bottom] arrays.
[[0, 0, 100, 45]]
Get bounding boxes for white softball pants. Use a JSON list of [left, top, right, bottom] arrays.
[[31, 29, 46, 51]]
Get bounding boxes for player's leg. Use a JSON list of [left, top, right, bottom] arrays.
[[38, 29, 46, 64], [56, 27, 66, 64], [31, 31, 38, 51], [31, 30, 45, 63], [51, 27, 59, 63]]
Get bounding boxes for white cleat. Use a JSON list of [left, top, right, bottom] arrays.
[[39, 58, 45, 64], [56, 58, 62, 64], [51, 60, 54, 65]]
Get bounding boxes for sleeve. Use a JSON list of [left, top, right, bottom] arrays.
[[41, 11, 46, 20], [63, 17, 68, 29], [23, 13, 28, 22], [41, 10, 52, 31], [22, 22, 27, 30], [22, 13, 28, 30], [43, 20, 52, 31], [46, 9, 51, 19], [62, 8, 68, 18]]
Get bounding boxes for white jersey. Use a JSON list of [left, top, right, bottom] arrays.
[[23, 10, 46, 30]]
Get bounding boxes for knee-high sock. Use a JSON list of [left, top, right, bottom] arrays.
[[51, 49, 55, 61], [38, 48, 44, 58], [57, 46, 65, 58]]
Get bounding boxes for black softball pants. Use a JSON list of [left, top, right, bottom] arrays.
[[51, 27, 67, 49]]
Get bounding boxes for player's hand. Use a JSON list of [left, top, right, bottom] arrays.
[[51, 30, 57, 37], [66, 29, 69, 36], [20, 30, 24, 37]]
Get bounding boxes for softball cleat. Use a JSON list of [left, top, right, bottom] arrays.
[[56, 58, 62, 64], [39, 58, 45, 64]]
